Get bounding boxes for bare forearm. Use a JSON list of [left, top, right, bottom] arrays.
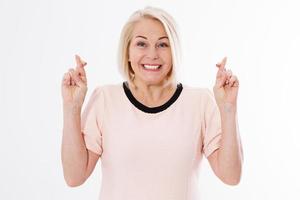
[[217, 104, 243, 184], [61, 105, 88, 186]]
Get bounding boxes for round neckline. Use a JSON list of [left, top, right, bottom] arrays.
[[123, 81, 183, 114]]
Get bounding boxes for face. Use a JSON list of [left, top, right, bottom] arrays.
[[128, 18, 172, 86]]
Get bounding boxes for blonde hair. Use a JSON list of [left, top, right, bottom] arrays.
[[117, 6, 181, 87]]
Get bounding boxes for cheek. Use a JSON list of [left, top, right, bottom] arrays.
[[161, 51, 172, 65], [129, 49, 143, 64]]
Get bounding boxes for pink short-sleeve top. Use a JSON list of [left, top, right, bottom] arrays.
[[81, 82, 222, 200]]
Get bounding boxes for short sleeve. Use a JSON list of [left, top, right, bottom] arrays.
[[81, 87, 104, 156], [201, 89, 222, 158]]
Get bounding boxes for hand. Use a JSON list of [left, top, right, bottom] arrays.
[[213, 57, 239, 110], [61, 55, 88, 108]]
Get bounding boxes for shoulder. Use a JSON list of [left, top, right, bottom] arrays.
[[90, 82, 123, 96], [181, 83, 214, 101], [86, 82, 125, 108], [177, 84, 215, 111], [84, 83, 123, 112]]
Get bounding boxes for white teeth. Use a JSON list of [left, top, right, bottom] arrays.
[[143, 65, 161, 70]]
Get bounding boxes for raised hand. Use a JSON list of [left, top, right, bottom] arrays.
[[61, 55, 88, 108], [213, 57, 239, 109]]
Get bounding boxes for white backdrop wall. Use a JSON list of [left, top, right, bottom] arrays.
[[0, 0, 299, 199]]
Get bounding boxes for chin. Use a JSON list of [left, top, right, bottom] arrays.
[[140, 77, 168, 86]]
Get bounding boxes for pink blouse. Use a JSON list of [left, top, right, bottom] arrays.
[[81, 82, 222, 200]]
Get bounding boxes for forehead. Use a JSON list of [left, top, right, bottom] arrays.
[[131, 18, 167, 38]]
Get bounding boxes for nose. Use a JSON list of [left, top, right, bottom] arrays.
[[146, 46, 159, 60]]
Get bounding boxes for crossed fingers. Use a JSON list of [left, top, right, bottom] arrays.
[[216, 57, 239, 87]]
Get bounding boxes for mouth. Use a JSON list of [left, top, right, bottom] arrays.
[[142, 64, 162, 71]]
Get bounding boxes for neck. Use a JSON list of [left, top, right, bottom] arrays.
[[128, 79, 177, 107]]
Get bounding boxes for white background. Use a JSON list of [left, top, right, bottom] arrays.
[[0, 0, 299, 199]]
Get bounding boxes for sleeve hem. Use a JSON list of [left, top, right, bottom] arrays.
[[204, 134, 221, 157], [204, 143, 220, 158], [83, 134, 102, 156]]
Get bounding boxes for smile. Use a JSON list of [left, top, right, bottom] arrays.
[[142, 64, 162, 70]]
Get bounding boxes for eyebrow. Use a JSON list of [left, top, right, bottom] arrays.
[[135, 36, 169, 40]]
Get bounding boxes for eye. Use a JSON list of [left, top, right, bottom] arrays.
[[157, 42, 169, 48], [136, 41, 147, 47]]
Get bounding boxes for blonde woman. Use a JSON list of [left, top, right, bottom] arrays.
[[61, 6, 243, 200]]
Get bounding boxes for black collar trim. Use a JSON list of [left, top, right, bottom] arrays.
[[123, 81, 183, 114]]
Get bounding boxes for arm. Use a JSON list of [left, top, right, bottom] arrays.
[[61, 55, 100, 187], [208, 57, 243, 185], [61, 105, 100, 187], [207, 104, 243, 185]]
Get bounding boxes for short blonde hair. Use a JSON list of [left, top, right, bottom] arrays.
[[118, 6, 181, 87]]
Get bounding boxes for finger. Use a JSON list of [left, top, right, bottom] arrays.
[[62, 73, 68, 86], [68, 69, 76, 86], [62, 72, 68, 82], [215, 70, 227, 88], [220, 57, 227, 70], [75, 55, 83, 68], [75, 55, 87, 68], [216, 66, 228, 77], [68, 72, 75, 86], [225, 69, 232, 85], [226, 69, 232, 78], [73, 73, 85, 87], [78, 55, 87, 66], [229, 75, 238, 87], [69, 68, 85, 87], [216, 69, 222, 79], [76, 65, 87, 82], [62, 73, 71, 86], [233, 77, 239, 87], [233, 79, 239, 87], [216, 57, 227, 71], [75, 55, 87, 81], [68, 69, 74, 85], [79, 56, 87, 66], [217, 68, 230, 83]]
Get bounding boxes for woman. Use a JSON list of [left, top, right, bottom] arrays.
[[61, 6, 243, 200]]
